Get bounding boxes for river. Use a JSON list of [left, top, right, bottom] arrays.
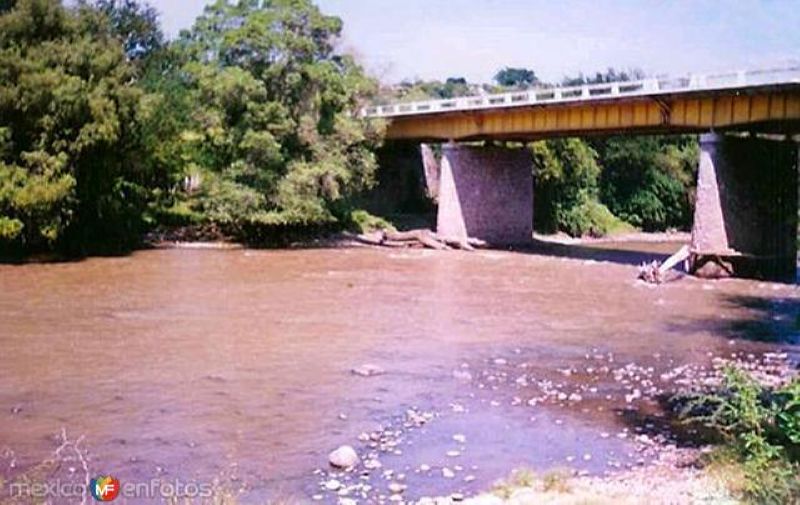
[[1, 243, 798, 503]]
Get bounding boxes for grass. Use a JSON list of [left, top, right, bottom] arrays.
[[491, 468, 573, 500]]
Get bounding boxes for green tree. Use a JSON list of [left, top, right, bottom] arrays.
[[561, 67, 645, 86], [167, 0, 384, 236], [593, 136, 697, 231], [92, 0, 164, 62], [383, 77, 473, 103], [494, 67, 538, 89], [0, 0, 159, 252], [531, 138, 626, 236]]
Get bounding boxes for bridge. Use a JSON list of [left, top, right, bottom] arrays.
[[366, 66, 800, 280]]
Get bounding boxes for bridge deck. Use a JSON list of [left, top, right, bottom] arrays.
[[366, 67, 800, 141]]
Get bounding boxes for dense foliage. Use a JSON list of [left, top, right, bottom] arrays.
[[150, 0, 385, 237], [593, 136, 697, 231], [678, 366, 800, 504], [0, 0, 384, 254], [530, 139, 629, 237], [0, 0, 160, 253], [494, 67, 539, 88]]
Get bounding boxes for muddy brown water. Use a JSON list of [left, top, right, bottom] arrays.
[[1, 243, 798, 503]]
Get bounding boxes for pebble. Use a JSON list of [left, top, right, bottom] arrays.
[[453, 370, 473, 381], [325, 479, 342, 491], [446, 450, 461, 457], [364, 458, 382, 470], [329, 445, 359, 468], [388, 482, 406, 494], [442, 467, 455, 478], [351, 364, 385, 377], [452, 434, 466, 443]]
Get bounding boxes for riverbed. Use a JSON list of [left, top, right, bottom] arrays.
[[1, 243, 798, 503]]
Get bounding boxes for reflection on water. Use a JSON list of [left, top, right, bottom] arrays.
[[0, 244, 797, 502]]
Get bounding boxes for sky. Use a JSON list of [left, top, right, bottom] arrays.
[[150, 0, 800, 84]]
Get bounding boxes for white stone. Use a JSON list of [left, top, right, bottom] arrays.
[[351, 364, 385, 377], [388, 482, 406, 494], [329, 445, 359, 468]]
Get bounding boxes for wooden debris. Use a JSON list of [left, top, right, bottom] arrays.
[[356, 229, 484, 251], [638, 245, 690, 284]]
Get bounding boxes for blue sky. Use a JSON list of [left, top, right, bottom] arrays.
[[151, 0, 800, 83]]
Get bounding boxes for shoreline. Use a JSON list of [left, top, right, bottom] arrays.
[[146, 229, 692, 252]]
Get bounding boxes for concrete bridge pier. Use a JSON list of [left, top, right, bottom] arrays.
[[436, 144, 533, 245], [690, 133, 798, 280]]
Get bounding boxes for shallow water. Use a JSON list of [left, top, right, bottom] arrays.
[[0, 243, 798, 503]]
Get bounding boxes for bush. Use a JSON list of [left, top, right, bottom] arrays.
[[558, 195, 633, 238], [347, 209, 395, 233], [677, 366, 800, 504]]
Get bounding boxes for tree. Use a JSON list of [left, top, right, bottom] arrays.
[[592, 136, 697, 231], [91, 0, 164, 62], [494, 67, 538, 89], [165, 0, 384, 235], [561, 67, 645, 87], [0, 0, 158, 252]]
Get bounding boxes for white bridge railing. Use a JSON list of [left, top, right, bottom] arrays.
[[363, 66, 800, 118]]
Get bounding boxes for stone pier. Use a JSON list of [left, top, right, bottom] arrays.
[[690, 133, 798, 280], [436, 144, 533, 245]]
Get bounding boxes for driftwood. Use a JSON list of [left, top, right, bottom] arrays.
[[356, 229, 485, 251], [638, 245, 691, 284]]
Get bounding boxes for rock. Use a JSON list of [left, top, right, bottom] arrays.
[[364, 458, 382, 470], [329, 445, 360, 468], [388, 482, 407, 494], [453, 370, 473, 381], [325, 479, 342, 491], [442, 467, 455, 478], [351, 364, 385, 377], [468, 495, 504, 505], [452, 434, 466, 443], [446, 450, 461, 457]]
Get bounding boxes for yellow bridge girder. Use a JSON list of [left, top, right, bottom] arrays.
[[383, 87, 800, 141]]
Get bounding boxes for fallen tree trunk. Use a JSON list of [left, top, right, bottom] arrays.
[[355, 229, 484, 251], [385, 229, 448, 250]]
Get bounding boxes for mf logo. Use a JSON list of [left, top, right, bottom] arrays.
[[89, 476, 120, 502]]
